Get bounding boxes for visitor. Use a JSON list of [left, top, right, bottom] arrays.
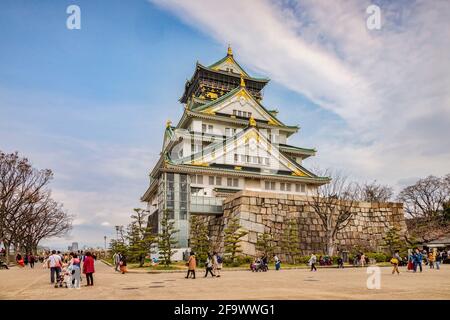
[[82, 251, 95, 286], [435, 250, 442, 270], [16, 253, 24, 267], [204, 253, 215, 278], [309, 253, 317, 272], [212, 252, 222, 277], [360, 253, 366, 267], [274, 255, 281, 271], [354, 253, 361, 266], [390, 254, 400, 275], [24, 254, 29, 266], [413, 248, 423, 273], [48, 250, 62, 284], [69, 253, 81, 288], [113, 252, 121, 272], [119, 254, 127, 274], [262, 254, 269, 271], [428, 251, 435, 269], [337, 257, 344, 268], [185, 251, 196, 279], [29, 253, 35, 269]]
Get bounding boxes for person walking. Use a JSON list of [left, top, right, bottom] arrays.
[[337, 257, 344, 268], [360, 253, 366, 267], [413, 248, 423, 273], [212, 252, 222, 277], [390, 255, 400, 275], [29, 253, 35, 268], [113, 252, 121, 272], [309, 253, 317, 272], [274, 255, 281, 271], [204, 253, 215, 278], [119, 254, 128, 274], [185, 252, 196, 279], [69, 253, 81, 288], [82, 252, 95, 286], [435, 250, 442, 270], [48, 250, 62, 286], [428, 251, 435, 269]]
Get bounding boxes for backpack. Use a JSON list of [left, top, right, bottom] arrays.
[[217, 255, 223, 264]]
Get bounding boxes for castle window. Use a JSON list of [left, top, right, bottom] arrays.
[[233, 110, 237, 116], [295, 184, 300, 192], [243, 111, 247, 118], [209, 176, 214, 185], [238, 111, 242, 117], [202, 124, 206, 133], [208, 125, 213, 133], [216, 177, 222, 186], [301, 184, 306, 192], [233, 178, 239, 187], [286, 183, 291, 192], [280, 183, 285, 191], [227, 178, 233, 187], [248, 112, 252, 118]]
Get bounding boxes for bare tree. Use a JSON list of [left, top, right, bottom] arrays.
[[358, 180, 393, 202], [398, 175, 449, 220], [307, 169, 360, 256], [0, 151, 71, 262]]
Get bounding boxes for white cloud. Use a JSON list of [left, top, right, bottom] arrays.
[[151, 0, 450, 189]]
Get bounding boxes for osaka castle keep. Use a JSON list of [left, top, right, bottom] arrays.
[[141, 46, 406, 253]]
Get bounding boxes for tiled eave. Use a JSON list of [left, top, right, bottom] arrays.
[[161, 163, 330, 185], [176, 110, 299, 136]]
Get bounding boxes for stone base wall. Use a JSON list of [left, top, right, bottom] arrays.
[[192, 191, 407, 257]]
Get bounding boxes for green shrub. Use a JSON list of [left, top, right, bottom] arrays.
[[365, 252, 389, 262]]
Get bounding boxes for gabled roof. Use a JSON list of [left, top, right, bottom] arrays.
[[170, 125, 319, 179], [207, 45, 269, 82], [192, 85, 285, 126]]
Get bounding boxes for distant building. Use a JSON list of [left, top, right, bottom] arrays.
[[71, 242, 79, 252]]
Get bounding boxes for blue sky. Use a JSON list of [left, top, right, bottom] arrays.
[[1, 0, 449, 249]]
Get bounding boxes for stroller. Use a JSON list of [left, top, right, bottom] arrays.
[[251, 259, 268, 272], [55, 266, 72, 288]]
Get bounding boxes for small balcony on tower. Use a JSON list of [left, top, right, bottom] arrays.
[[190, 195, 223, 215]]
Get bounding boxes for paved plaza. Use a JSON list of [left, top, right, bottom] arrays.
[[1, 261, 450, 300]]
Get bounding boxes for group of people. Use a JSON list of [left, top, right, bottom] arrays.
[[44, 250, 96, 288], [112, 252, 128, 274], [185, 251, 223, 279], [15, 253, 37, 268]]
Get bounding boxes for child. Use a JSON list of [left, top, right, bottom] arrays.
[[390, 256, 400, 275]]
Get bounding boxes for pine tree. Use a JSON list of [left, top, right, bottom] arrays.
[[158, 209, 179, 266], [281, 219, 300, 264], [256, 231, 275, 258], [189, 215, 211, 266], [127, 208, 157, 267], [224, 216, 248, 262], [382, 227, 402, 255]]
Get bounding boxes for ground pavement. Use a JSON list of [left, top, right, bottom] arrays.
[[1, 261, 449, 299]]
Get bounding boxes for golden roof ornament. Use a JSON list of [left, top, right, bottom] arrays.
[[227, 44, 233, 56], [249, 116, 256, 127], [240, 75, 246, 87], [166, 120, 172, 128]]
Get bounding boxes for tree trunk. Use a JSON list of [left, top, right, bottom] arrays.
[[4, 242, 10, 264], [326, 234, 336, 256]]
